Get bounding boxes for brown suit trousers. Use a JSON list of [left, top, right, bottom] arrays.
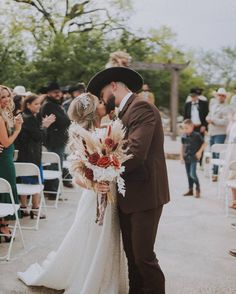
[[119, 207, 165, 294]]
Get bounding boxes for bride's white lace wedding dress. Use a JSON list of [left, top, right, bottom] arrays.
[[17, 185, 128, 294]]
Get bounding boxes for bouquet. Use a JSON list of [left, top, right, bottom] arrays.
[[67, 119, 132, 225]]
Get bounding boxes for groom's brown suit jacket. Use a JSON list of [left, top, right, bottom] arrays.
[[118, 94, 170, 213]]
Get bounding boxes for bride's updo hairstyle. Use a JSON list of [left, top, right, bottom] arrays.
[[68, 92, 99, 130]]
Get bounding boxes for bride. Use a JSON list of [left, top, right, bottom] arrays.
[[17, 93, 127, 294]]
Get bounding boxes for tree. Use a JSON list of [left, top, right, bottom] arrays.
[[0, 34, 29, 87], [196, 47, 236, 87], [3, 0, 132, 42]]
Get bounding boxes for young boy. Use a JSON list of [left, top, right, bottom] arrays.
[[181, 119, 205, 198]]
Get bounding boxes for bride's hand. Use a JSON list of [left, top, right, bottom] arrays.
[[96, 182, 110, 194]]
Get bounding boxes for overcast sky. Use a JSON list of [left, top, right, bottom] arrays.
[[128, 0, 236, 50]]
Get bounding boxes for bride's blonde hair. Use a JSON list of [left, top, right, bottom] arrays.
[[68, 92, 99, 130], [0, 85, 14, 131], [67, 93, 99, 155]]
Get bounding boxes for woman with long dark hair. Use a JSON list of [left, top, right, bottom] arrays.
[[17, 94, 55, 218]]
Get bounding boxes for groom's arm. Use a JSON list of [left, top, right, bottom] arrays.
[[124, 101, 157, 174]]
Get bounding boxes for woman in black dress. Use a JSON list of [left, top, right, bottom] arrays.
[[17, 95, 55, 218]]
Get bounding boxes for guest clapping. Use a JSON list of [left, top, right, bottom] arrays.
[[17, 95, 55, 218], [41, 82, 71, 196]]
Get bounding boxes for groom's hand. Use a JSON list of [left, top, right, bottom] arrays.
[[0, 144, 4, 153]]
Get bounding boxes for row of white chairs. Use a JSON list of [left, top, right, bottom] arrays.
[[0, 178, 25, 261], [0, 151, 67, 260], [203, 143, 236, 217], [14, 150, 63, 208]]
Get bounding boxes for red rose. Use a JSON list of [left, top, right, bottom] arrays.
[[88, 152, 100, 165], [97, 156, 111, 168], [105, 138, 115, 148], [84, 168, 94, 181], [111, 155, 120, 169]]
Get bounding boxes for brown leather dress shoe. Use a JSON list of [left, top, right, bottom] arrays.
[[183, 189, 193, 196], [229, 249, 236, 257]]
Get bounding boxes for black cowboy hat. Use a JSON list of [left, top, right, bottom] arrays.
[[46, 81, 61, 93], [190, 87, 203, 96], [87, 67, 143, 98], [68, 83, 86, 94]]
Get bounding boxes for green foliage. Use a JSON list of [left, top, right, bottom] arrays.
[[1, 0, 231, 113], [0, 35, 29, 87]]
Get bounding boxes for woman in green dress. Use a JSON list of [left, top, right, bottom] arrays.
[[0, 85, 23, 242]]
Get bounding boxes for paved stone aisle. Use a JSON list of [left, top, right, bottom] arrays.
[[0, 160, 236, 293]]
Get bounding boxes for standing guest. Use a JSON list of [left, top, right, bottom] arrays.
[[13, 85, 31, 98], [184, 88, 209, 137], [206, 88, 232, 181], [17, 95, 55, 218], [62, 83, 86, 113], [181, 119, 205, 198], [139, 83, 155, 104], [61, 86, 71, 104], [0, 85, 23, 241], [185, 87, 207, 102], [13, 95, 24, 151], [13, 95, 24, 116], [41, 82, 72, 195]]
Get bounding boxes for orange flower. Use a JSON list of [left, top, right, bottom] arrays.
[[97, 156, 111, 168]]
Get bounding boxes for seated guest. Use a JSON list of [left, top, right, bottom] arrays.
[[17, 95, 55, 217], [206, 88, 232, 181]]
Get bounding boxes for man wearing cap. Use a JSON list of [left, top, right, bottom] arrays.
[[184, 88, 209, 136], [41, 82, 72, 193], [62, 83, 86, 113], [87, 67, 170, 294]]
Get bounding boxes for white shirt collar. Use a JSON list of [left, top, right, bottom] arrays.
[[118, 92, 133, 112]]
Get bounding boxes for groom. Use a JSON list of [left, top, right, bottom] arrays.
[[87, 67, 170, 294]]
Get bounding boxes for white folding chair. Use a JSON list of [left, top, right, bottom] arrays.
[[14, 162, 45, 230], [225, 161, 236, 217], [209, 144, 227, 182], [203, 151, 211, 178], [42, 151, 63, 208], [0, 178, 25, 261]]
